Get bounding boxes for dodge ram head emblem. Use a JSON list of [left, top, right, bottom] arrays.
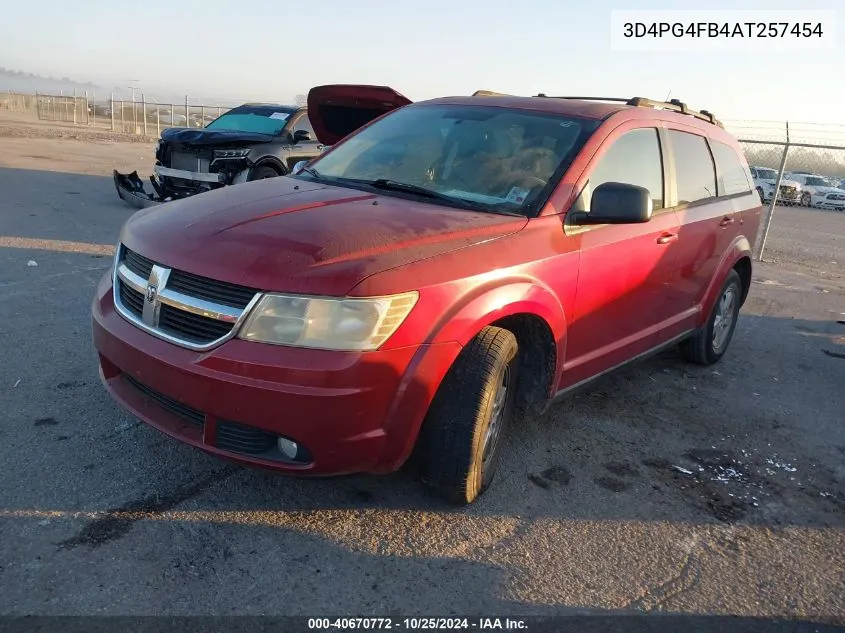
[[146, 284, 158, 303]]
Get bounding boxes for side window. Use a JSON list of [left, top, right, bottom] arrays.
[[292, 113, 316, 138], [668, 130, 717, 204], [578, 127, 664, 212], [710, 140, 752, 195]]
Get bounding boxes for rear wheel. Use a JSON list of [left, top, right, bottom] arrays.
[[249, 165, 282, 181], [417, 326, 519, 505], [680, 269, 742, 366]]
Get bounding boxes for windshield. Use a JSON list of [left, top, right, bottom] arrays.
[[805, 176, 831, 186], [301, 104, 598, 215], [205, 106, 295, 135], [757, 168, 777, 180]]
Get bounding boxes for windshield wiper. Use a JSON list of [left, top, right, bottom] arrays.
[[300, 166, 324, 179], [367, 179, 488, 209]]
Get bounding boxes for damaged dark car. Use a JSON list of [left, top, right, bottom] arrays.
[[113, 103, 325, 208]]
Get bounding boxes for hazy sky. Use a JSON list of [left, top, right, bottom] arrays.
[[1, 0, 842, 123]]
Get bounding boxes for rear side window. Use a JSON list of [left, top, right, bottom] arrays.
[[581, 127, 664, 211], [668, 130, 717, 204], [710, 140, 752, 195]]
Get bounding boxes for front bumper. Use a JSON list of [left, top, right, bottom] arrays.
[[813, 195, 845, 210], [91, 271, 461, 476]]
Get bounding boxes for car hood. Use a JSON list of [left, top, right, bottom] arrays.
[[159, 127, 277, 147], [810, 186, 845, 194], [120, 177, 527, 296], [307, 84, 413, 145]]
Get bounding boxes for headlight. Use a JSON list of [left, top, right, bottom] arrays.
[[238, 292, 419, 351], [213, 148, 251, 159]]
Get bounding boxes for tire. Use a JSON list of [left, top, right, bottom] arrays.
[[801, 192, 811, 207], [680, 269, 742, 366], [249, 165, 282, 181], [756, 187, 766, 203], [417, 326, 519, 505]]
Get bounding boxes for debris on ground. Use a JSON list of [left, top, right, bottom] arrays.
[[26, 260, 37, 267]]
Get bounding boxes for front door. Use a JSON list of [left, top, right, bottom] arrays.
[[284, 113, 323, 171], [560, 126, 680, 389]]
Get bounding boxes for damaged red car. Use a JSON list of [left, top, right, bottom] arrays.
[[92, 84, 761, 504]]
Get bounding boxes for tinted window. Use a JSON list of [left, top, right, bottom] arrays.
[[710, 141, 752, 195], [669, 130, 717, 204], [580, 128, 664, 211]]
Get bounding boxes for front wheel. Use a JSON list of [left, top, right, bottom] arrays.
[[680, 269, 742, 366], [249, 165, 282, 181], [801, 192, 812, 207], [417, 326, 519, 504]]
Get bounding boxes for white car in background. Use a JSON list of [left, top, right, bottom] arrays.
[[750, 166, 802, 206], [786, 173, 845, 211]]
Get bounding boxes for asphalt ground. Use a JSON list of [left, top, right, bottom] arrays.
[[0, 128, 843, 627]]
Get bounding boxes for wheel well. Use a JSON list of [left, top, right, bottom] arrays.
[[734, 256, 752, 305], [491, 313, 556, 421]]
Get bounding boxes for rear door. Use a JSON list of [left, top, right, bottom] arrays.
[[660, 128, 746, 339], [560, 125, 681, 389]]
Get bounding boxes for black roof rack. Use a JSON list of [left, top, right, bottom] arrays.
[[471, 90, 722, 128]]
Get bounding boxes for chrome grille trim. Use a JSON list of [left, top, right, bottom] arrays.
[[112, 244, 262, 352]]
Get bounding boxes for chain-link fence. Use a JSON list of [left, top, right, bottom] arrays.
[[36, 93, 89, 124], [733, 137, 845, 260], [0, 91, 37, 112], [107, 98, 232, 135]]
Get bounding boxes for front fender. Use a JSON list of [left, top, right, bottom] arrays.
[[374, 279, 568, 473], [699, 234, 753, 327]]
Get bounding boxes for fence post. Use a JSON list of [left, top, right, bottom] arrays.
[[757, 143, 791, 262], [142, 94, 147, 137], [110, 93, 115, 131], [201, 104, 205, 127], [217, 105, 221, 118], [91, 91, 95, 126], [170, 103, 174, 128], [185, 95, 189, 127], [157, 107, 160, 137], [121, 100, 125, 132], [73, 88, 77, 125]]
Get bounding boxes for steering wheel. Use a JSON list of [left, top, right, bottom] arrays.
[[512, 175, 548, 189]]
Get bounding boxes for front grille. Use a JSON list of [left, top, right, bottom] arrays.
[[216, 420, 277, 454], [780, 186, 796, 195], [124, 375, 205, 427], [124, 249, 154, 279], [114, 246, 260, 349], [119, 280, 144, 318], [159, 304, 234, 343], [169, 151, 210, 173], [167, 270, 258, 309]]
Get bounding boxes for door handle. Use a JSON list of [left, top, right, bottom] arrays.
[[719, 216, 735, 227], [656, 233, 678, 245]]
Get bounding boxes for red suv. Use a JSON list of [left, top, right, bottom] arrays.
[[92, 85, 761, 504]]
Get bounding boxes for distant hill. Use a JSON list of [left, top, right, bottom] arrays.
[[0, 68, 102, 96]]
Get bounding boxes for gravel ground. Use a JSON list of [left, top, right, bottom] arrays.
[[0, 131, 843, 627]]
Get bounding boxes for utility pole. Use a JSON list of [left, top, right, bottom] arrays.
[[128, 79, 139, 133]]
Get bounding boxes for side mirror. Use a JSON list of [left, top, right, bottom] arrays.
[[292, 129, 313, 143], [291, 160, 309, 175], [572, 182, 653, 225]]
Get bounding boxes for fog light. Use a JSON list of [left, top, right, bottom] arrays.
[[277, 437, 299, 460]]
